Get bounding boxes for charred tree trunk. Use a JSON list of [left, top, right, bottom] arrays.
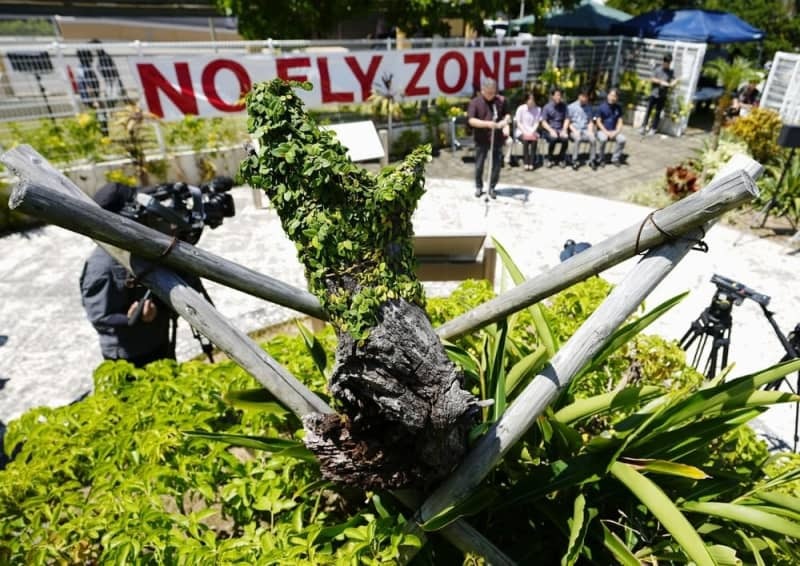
[[304, 300, 477, 488], [239, 79, 479, 489]]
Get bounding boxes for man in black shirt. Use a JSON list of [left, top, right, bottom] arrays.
[[595, 88, 626, 166], [641, 54, 677, 136], [467, 79, 510, 199]]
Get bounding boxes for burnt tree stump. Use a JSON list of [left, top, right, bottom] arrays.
[[239, 80, 479, 489]]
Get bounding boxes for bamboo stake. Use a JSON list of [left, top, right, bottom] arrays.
[[405, 155, 763, 561], [2, 146, 326, 321], [3, 146, 516, 566], [436, 160, 761, 340]]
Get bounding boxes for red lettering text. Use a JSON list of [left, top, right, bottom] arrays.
[[435, 51, 468, 95], [318, 57, 354, 103], [503, 49, 527, 88], [404, 52, 430, 97], [276, 57, 311, 82], [138, 62, 198, 118], [474, 51, 500, 89], [345, 55, 382, 101], [201, 59, 251, 112]]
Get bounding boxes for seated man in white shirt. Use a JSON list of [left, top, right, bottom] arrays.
[[567, 86, 598, 170]]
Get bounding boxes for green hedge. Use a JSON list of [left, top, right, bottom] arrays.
[[2, 279, 800, 565]]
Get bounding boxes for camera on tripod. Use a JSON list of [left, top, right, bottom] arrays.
[[120, 176, 236, 244], [681, 273, 772, 379], [709, 274, 770, 307], [681, 274, 800, 451]]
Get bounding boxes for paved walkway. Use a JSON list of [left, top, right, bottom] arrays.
[[2, 128, 799, 450], [420, 127, 708, 200]]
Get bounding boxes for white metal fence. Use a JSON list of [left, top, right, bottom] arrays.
[[762, 51, 800, 125], [0, 36, 705, 128]]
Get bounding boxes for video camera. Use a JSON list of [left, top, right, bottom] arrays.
[[710, 274, 771, 307], [120, 176, 235, 244]]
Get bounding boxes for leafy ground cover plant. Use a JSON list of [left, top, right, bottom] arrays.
[[0, 331, 421, 564], [2, 279, 800, 564], [665, 163, 700, 199]]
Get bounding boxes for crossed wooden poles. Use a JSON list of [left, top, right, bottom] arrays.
[[3, 145, 761, 565]]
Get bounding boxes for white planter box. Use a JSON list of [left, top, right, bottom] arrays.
[[60, 145, 246, 197], [624, 104, 647, 128], [658, 116, 686, 137]]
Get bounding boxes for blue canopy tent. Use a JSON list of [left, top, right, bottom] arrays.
[[609, 9, 764, 43], [544, 1, 632, 35]]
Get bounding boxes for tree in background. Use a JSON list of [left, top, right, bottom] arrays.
[[703, 0, 800, 60], [219, 0, 582, 40], [378, 0, 460, 37], [215, 0, 371, 39], [414, 0, 582, 37], [606, 0, 696, 13]]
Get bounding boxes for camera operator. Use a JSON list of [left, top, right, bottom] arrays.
[[80, 177, 234, 367], [80, 182, 177, 367]]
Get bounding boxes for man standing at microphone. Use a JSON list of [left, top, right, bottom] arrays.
[[467, 79, 510, 199]]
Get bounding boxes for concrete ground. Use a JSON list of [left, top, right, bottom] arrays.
[[422, 127, 708, 200], [2, 127, 799, 450]]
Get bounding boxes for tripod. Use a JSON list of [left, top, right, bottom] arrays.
[[681, 274, 800, 451], [763, 318, 800, 452], [680, 291, 733, 379]]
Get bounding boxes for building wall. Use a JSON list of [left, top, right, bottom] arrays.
[[56, 18, 243, 42]]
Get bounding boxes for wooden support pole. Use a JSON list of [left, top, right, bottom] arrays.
[[403, 155, 764, 563], [4, 183, 325, 322], [2, 146, 325, 321], [436, 161, 761, 340], [2, 145, 515, 566], [415, 233, 701, 534]]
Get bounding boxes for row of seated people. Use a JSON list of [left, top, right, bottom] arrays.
[[507, 86, 626, 171]]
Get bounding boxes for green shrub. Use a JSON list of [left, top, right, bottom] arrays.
[[764, 452, 800, 498], [164, 115, 245, 153], [727, 107, 784, 165], [3, 280, 800, 565], [392, 128, 424, 158], [543, 276, 613, 342], [427, 279, 494, 327], [1, 114, 106, 167], [0, 332, 418, 564]]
